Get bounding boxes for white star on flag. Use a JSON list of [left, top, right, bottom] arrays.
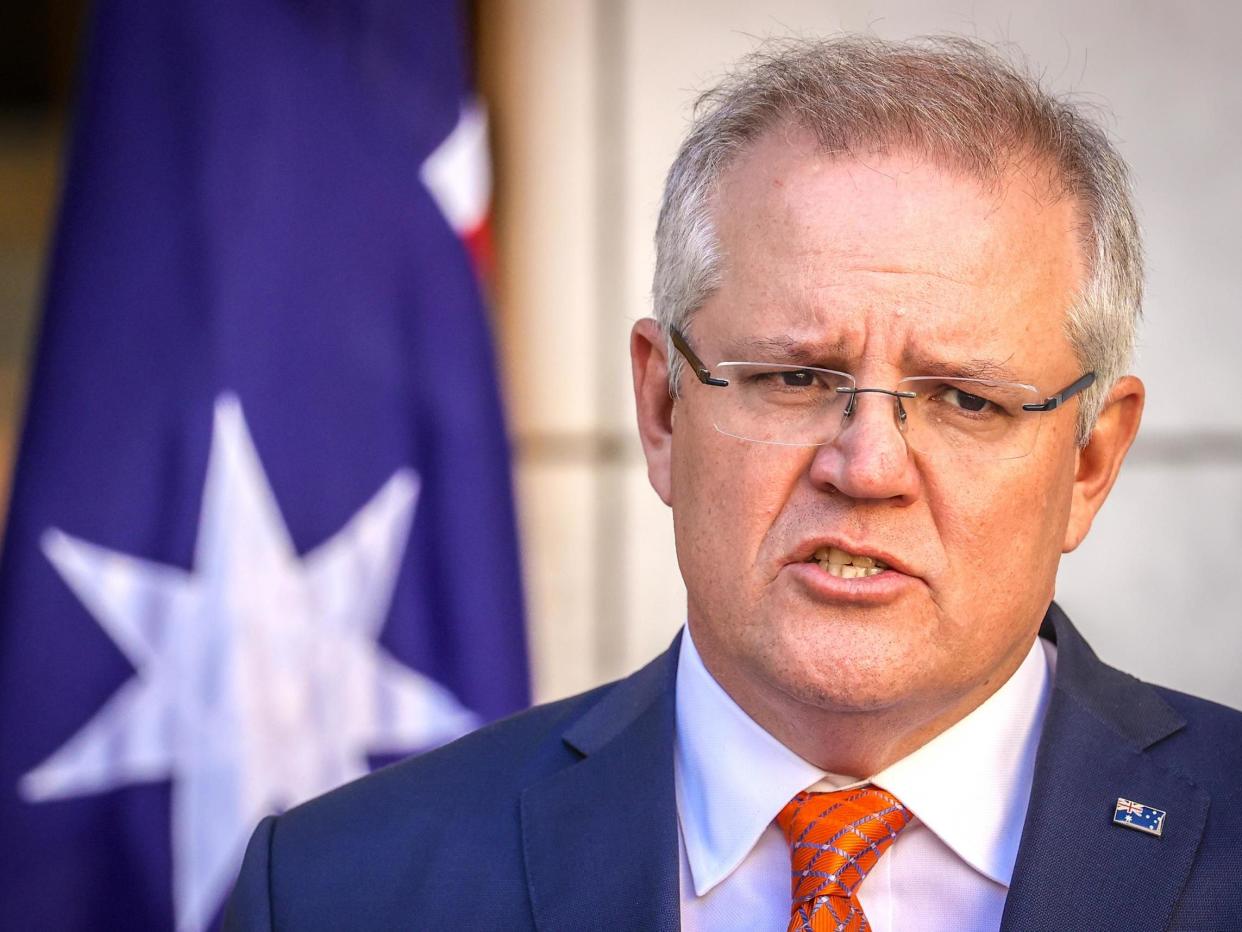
[[420, 98, 491, 239], [20, 394, 479, 932]]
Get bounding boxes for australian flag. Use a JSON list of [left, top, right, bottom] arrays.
[[0, 1, 529, 929], [1113, 798, 1167, 836]]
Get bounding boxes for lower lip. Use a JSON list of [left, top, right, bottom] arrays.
[[784, 562, 921, 604]]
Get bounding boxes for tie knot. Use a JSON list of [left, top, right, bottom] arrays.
[[777, 786, 913, 914]]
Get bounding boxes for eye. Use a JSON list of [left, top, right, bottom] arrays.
[[733, 365, 846, 400], [941, 386, 993, 413], [778, 369, 815, 388]]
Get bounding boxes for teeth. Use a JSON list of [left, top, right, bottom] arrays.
[[807, 545, 889, 574], [818, 563, 885, 579]]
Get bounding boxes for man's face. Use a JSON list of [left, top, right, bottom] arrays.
[[644, 131, 1113, 751]]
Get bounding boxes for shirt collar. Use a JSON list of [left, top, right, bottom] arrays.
[[674, 625, 1055, 896]]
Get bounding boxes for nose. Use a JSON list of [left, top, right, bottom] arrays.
[[807, 390, 921, 501]]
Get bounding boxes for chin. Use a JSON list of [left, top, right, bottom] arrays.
[[752, 625, 927, 711], [774, 664, 921, 715]]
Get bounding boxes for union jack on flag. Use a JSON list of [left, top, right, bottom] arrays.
[[1113, 798, 1167, 836]]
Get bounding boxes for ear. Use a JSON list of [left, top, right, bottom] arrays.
[[1063, 375, 1144, 552], [631, 317, 674, 505]]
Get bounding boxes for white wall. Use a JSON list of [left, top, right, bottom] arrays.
[[484, 0, 1242, 709]]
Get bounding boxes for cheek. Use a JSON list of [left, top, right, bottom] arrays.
[[930, 451, 1075, 612], [670, 416, 801, 594], [673, 437, 769, 555]]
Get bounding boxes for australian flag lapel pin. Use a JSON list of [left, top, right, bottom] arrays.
[[1114, 798, 1167, 836]]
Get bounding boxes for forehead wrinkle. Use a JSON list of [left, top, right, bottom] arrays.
[[841, 264, 975, 288]]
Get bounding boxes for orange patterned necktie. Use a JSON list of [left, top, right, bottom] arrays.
[[776, 786, 913, 932]]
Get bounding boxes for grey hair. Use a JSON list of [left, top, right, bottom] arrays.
[[652, 35, 1143, 444]]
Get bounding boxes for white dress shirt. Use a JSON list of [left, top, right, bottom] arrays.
[[675, 625, 1056, 932]]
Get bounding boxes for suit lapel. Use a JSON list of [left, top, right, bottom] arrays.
[[1001, 605, 1208, 931], [521, 638, 681, 932]]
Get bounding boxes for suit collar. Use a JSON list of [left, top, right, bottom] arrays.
[[1001, 603, 1207, 931], [521, 634, 681, 932], [559, 630, 681, 757]]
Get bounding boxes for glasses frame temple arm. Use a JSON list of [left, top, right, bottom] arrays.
[[1022, 372, 1096, 412], [670, 327, 729, 387]]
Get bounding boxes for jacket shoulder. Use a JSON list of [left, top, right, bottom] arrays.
[[227, 682, 616, 931], [1146, 686, 1242, 929], [1149, 684, 1242, 792], [282, 680, 613, 844]]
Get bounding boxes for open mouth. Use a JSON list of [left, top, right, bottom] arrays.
[[805, 546, 889, 579]]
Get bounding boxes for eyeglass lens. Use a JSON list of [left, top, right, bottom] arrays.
[[707, 363, 1044, 460]]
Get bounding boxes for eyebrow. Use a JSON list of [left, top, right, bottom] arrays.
[[722, 337, 1025, 383], [903, 355, 1024, 382], [721, 335, 853, 365]]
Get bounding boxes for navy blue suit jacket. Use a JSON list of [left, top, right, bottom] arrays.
[[224, 604, 1242, 930]]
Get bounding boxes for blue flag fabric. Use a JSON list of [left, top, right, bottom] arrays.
[[0, 1, 529, 929]]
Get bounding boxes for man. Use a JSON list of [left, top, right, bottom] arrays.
[[226, 36, 1242, 931]]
